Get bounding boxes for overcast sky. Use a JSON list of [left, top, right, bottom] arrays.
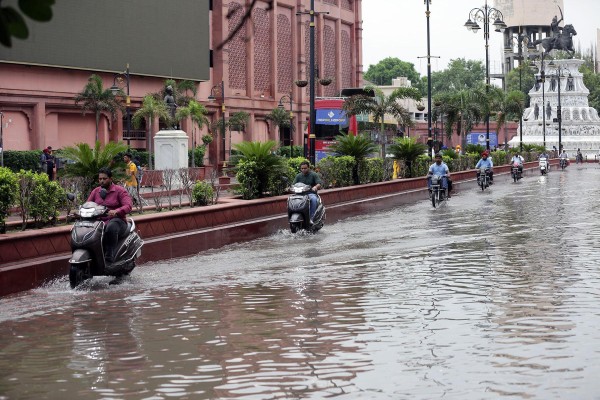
[[362, 0, 599, 80]]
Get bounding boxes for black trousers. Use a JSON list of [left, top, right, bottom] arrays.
[[104, 218, 128, 263]]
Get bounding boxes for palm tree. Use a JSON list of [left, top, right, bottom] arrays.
[[489, 87, 526, 150], [233, 140, 287, 197], [175, 99, 210, 167], [388, 137, 427, 178], [60, 141, 128, 193], [439, 88, 486, 151], [74, 74, 123, 143], [342, 85, 422, 156], [132, 95, 170, 170], [328, 133, 378, 184], [265, 107, 291, 145]]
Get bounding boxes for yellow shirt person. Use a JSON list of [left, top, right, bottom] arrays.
[[123, 153, 138, 187]]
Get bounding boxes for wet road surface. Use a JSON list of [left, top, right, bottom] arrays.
[[1, 165, 600, 399]]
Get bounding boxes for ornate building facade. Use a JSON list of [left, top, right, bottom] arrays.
[[0, 0, 363, 167]]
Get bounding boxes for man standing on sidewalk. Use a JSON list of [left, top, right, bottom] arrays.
[[123, 153, 141, 208]]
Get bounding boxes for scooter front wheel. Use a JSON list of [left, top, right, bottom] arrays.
[[290, 222, 301, 233], [69, 263, 90, 289]]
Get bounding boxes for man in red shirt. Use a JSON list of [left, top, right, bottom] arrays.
[[87, 167, 133, 263]]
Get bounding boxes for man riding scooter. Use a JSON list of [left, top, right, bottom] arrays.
[[87, 167, 133, 264], [475, 151, 494, 184]]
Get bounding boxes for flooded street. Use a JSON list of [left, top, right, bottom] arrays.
[[2, 165, 600, 399]]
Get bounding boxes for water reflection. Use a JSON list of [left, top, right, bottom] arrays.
[[1, 168, 600, 398]]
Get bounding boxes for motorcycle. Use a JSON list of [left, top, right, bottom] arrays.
[[287, 183, 325, 233], [69, 201, 144, 288], [539, 156, 549, 175], [559, 158, 568, 170], [477, 167, 491, 191], [429, 175, 447, 208], [511, 162, 523, 182]]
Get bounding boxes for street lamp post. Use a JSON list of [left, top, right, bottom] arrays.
[[510, 32, 529, 152], [278, 94, 293, 153], [548, 61, 571, 154], [208, 81, 226, 166], [110, 64, 131, 147], [425, 0, 433, 158], [297, 1, 327, 166], [465, 0, 506, 151]]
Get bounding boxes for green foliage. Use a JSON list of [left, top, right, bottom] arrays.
[[277, 146, 304, 158], [265, 107, 291, 128], [176, 99, 209, 134], [3, 150, 43, 172], [582, 64, 600, 113], [29, 172, 65, 227], [188, 146, 206, 167], [465, 144, 486, 155], [74, 74, 123, 142], [132, 95, 170, 170], [59, 141, 128, 193], [0, 0, 55, 47], [233, 140, 288, 198], [316, 155, 354, 188], [441, 148, 459, 159], [506, 63, 537, 107], [363, 57, 425, 95], [490, 150, 508, 167], [357, 158, 384, 184], [0, 167, 18, 227], [430, 58, 485, 93], [234, 160, 260, 199], [388, 137, 428, 178], [201, 134, 213, 145], [228, 111, 250, 131], [328, 133, 379, 184], [266, 164, 295, 197], [191, 181, 214, 206]]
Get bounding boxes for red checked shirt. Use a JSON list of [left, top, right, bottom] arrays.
[[87, 183, 132, 221]]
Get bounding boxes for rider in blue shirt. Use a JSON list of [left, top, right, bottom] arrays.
[[475, 151, 494, 183], [427, 153, 451, 197]]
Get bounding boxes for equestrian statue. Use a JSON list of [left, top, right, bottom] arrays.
[[532, 8, 577, 58]]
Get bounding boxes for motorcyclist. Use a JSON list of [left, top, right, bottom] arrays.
[[559, 149, 569, 167], [292, 161, 322, 224], [510, 153, 524, 174], [427, 153, 451, 198], [87, 167, 133, 263], [475, 151, 494, 184]]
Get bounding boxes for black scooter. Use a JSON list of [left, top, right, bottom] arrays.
[[287, 183, 325, 233], [69, 201, 143, 288]]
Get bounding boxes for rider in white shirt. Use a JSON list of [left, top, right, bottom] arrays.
[[511, 153, 524, 174]]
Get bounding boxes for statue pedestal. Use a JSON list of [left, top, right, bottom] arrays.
[[154, 129, 188, 171]]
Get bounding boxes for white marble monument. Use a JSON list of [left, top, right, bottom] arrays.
[[154, 129, 189, 171], [511, 59, 600, 157]]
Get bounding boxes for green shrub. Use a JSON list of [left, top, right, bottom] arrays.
[[277, 145, 304, 158], [235, 159, 260, 199], [188, 145, 206, 166], [0, 167, 18, 230], [316, 155, 354, 188], [266, 164, 296, 196], [288, 157, 310, 175], [357, 158, 384, 184], [201, 134, 213, 145], [191, 181, 214, 206], [30, 173, 65, 227], [3, 150, 44, 173]]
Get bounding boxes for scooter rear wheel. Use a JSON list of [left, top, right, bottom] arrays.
[[69, 264, 89, 289]]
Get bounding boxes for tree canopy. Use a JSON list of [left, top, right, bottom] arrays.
[[364, 57, 425, 95], [430, 58, 486, 93]]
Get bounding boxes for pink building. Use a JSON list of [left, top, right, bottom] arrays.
[[0, 0, 364, 169]]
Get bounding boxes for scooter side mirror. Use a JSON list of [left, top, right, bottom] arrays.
[[66, 193, 76, 202]]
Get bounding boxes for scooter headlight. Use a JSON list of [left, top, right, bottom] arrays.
[[79, 208, 95, 218]]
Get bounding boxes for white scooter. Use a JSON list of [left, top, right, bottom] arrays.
[[539, 156, 549, 175]]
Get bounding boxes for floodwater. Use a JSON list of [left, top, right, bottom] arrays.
[[1, 165, 600, 399]]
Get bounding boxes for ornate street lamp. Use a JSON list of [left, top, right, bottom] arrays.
[[110, 64, 131, 147], [507, 32, 530, 151], [278, 94, 294, 152], [208, 81, 226, 165], [548, 60, 571, 154], [465, 0, 506, 150], [425, 0, 433, 158], [297, 1, 328, 166]]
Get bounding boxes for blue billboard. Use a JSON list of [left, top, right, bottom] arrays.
[[316, 109, 348, 125], [467, 132, 498, 148]]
